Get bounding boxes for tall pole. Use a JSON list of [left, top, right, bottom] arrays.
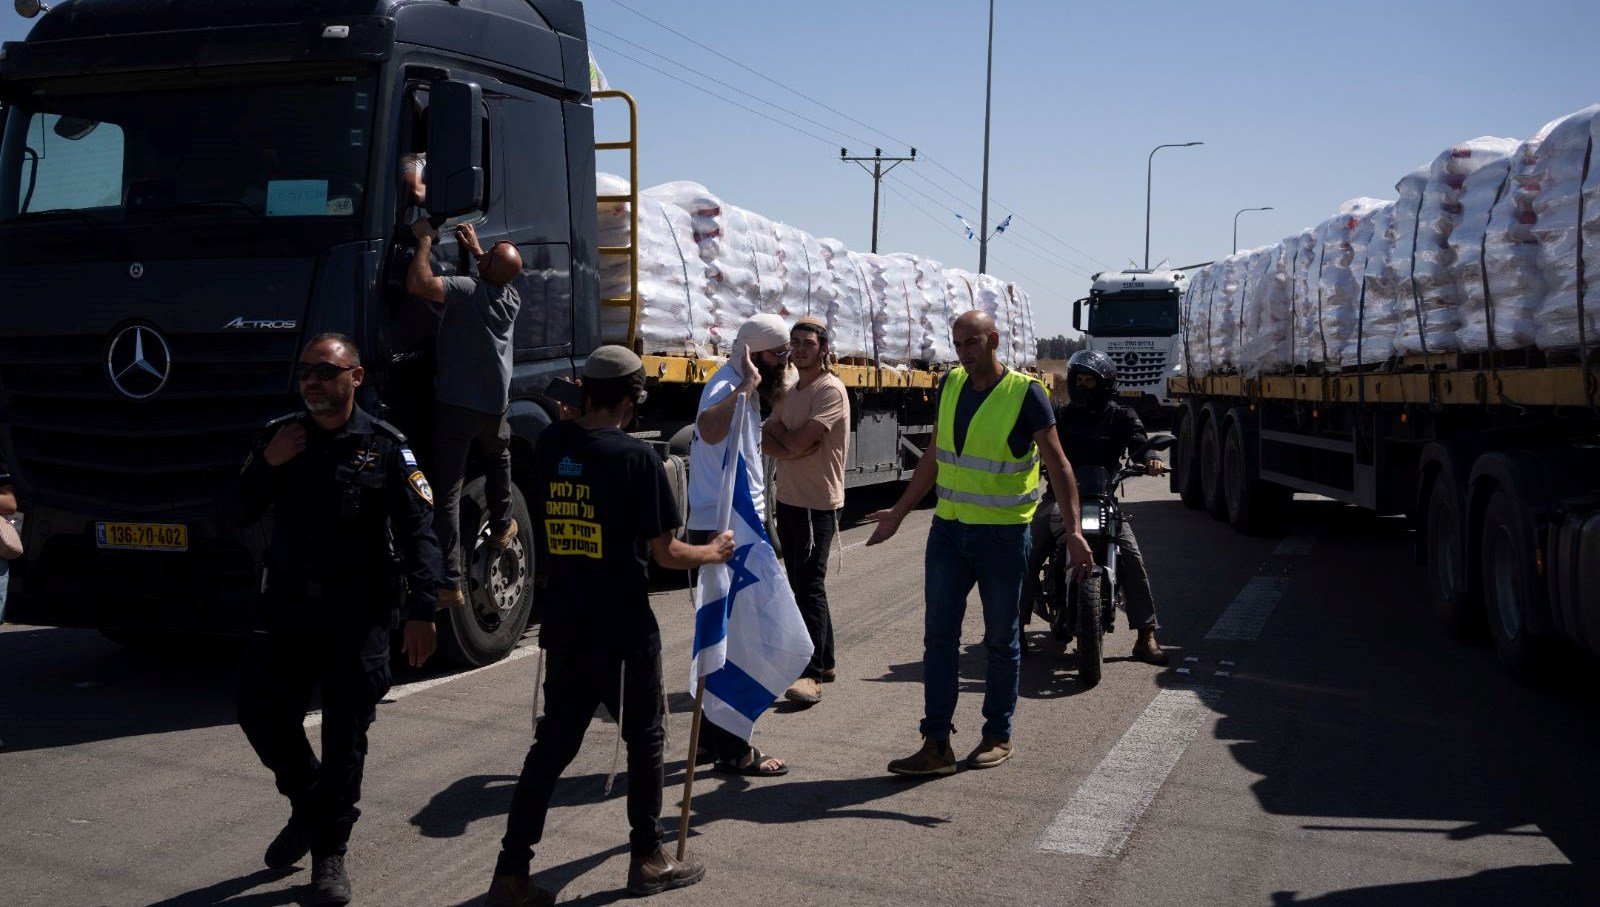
[[842, 147, 915, 253], [1232, 205, 1274, 254], [978, 0, 996, 274], [1144, 141, 1203, 268]]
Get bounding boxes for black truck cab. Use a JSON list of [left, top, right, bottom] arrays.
[[0, 0, 599, 663]]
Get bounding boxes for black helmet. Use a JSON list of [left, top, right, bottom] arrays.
[[1067, 349, 1118, 407]]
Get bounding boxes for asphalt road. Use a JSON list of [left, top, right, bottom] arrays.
[[2, 481, 1597, 906]]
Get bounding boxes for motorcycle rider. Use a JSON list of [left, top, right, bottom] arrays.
[[1024, 350, 1169, 665]]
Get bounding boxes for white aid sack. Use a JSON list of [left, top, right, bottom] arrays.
[[819, 239, 875, 359], [1345, 202, 1399, 366], [1238, 245, 1283, 376], [1531, 105, 1600, 351], [1309, 197, 1388, 367], [1181, 264, 1216, 377], [973, 273, 1017, 366], [774, 223, 832, 321]]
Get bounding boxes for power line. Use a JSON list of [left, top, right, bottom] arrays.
[[886, 176, 1093, 279], [595, 0, 1114, 275]]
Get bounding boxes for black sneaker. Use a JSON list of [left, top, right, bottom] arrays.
[[263, 815, 310, 870], [309, 855, 352, 906]]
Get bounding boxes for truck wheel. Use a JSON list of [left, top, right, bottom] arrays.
[[1199, 408, 1228, 521], [1480, 487, 1549, 680], [1424, 473, 1478, 638], [1173, 406, 1205, 510], [437, 478, 535, 667], [1223, 413, 1288, 535]]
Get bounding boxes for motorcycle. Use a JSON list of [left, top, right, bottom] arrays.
[[1035, 433, 1175, 687]]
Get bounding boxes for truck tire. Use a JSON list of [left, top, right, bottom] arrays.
[[1480, 487, 1550, 680], [1423, 471, 1479, 638], [1199, 406, 1228, 521], [1173, 405, 1205, 510], [437, 478, 535, 667], [1223, 412, 1289, 535]]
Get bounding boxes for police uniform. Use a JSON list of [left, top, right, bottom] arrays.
[[230, 404, 441, 861]]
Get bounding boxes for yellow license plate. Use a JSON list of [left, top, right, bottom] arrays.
[[96, 522, 188, 552], [1120, 389, 1144, 396]]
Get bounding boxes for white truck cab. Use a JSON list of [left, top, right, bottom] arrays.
[[1072, 268, 1186, 422]]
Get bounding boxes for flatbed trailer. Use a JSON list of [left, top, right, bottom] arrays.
[[1168, 360, 1600, 678]]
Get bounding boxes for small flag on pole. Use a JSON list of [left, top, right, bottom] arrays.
[[689, 394, 813, 742], [994, 214, 1013, 234], [955, 214, 976, 241]]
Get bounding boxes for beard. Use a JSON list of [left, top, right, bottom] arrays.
[[303, 383, 352, 414], [757, 359, 789, 404]]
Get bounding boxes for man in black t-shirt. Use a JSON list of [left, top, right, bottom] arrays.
[[485, 347, 734, 907]]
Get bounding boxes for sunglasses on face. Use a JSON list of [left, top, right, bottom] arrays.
[[294, 362, 357, 382]]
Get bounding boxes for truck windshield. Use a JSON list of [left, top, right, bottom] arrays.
[[0, 69, 375, 260], [1088, 296, 1180, 336]]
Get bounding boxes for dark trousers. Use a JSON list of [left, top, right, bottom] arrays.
[[498, 643, 666, 875], [775, 502, 838, 680], [432, 401, 513, 594], [237, 625, 392, 857]]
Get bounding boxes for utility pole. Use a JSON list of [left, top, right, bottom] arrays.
[[841, 147, 916, 253], [978, 0, 995, 274]]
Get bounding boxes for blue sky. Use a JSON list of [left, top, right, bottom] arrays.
[[6, 1, 1598, 337]]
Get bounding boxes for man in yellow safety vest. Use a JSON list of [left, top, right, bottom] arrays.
[[866, 311, 1093, 776]]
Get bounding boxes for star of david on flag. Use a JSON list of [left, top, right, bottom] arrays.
[[689, 393, 813, 742]]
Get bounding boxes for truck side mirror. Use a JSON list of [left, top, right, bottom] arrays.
[[424, 80, 485, 220], [1072, 299, 1084, 332]]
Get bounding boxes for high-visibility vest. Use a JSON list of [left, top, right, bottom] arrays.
[[933, 367, 1043, 525]]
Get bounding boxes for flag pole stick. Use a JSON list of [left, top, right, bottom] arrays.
[[677, 677, 707, 862]]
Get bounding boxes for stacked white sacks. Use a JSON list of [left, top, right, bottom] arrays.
[[1007, 283, 1039, 367], [818, 238, 875, 359], [1459, 126, 1550, 352], [773, 222, 832, 322], [1529, 105, 1600, 351], [1181, 265, 1214, 377], [862, 253, 920, 364], [1348, 202, 1399, 366], [1308, 197, 1388, 367], [1238, 245, 1280, 375], [973, 273, 1018, 366], [596, 174, 713, 355]]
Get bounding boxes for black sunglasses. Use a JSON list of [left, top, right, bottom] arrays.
[[294, 362, 357, 381]]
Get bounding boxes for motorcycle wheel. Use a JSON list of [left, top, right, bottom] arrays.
[[1076, 569, 1105, 687], [1048, 557, 1073, 641]]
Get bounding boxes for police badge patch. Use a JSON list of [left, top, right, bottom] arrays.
[[408, 470, 434, 505]]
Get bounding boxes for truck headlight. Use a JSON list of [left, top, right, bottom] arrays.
[[1080, 501, 1103, 535]]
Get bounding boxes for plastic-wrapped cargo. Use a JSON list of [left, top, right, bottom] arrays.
[[1284, 228, 1318, 366], [859, 253, 916, 364], [1452, 158, 1525, 352], [1394, 139, 1518, 355], [1308, 197, 1388, 366], [1583, 112, 1600, 348], [1530, 105, 1600, 351], [1359, 170, 1427, 364], [774, 222, 831, 320], [946, 269, 980, 317], [1181, 263, 1216, 377], [595, 174, 713, 354], [1345, 202, 1398, 366], [1459, 127, 1551, 352], [1238, 245, 1281, 375], [1008, 283, 1038, 367], [890, 254, 955, 363], [1210, 254, 1248, 372], [973, 272, 1018, 365], [818, 238, 875, 359]]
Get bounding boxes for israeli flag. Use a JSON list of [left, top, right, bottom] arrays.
[[689, 394, 813, 741], [956, 213, 976, 241], [995, 213, 1014, 234]]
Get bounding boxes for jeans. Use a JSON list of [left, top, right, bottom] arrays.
[[775, 503, 838, 680], [431, 402, 514, 595], [0, 559, 9, 623], [921, 517, 1029, 743], [498, 642, 666, 874], [1023, 500, 1158, 630], [236, 624, 393, 857]]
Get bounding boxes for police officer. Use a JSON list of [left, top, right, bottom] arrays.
[[230, 333, 442, 906]]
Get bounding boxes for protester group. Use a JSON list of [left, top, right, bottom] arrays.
[[192, 221, 1176, 907]]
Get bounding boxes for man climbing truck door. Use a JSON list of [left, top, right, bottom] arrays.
[[0, 0, 599, 666]]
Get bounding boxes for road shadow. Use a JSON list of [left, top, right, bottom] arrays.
[[1268, 863, 1582, 906], [141, 867, 301, 907], [1146, 495, 1600, 901], [867, 639, 1094, 701]]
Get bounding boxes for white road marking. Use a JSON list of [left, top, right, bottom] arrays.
[[304, 643, 541, 729], [1204, 576, 1293, 642], [1034, 687, 1223, 857], [1273, 530, 1316, 557]]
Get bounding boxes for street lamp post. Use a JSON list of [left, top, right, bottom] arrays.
[[1233, 206, 1275, 254], [1144, 141, 1203, 269]]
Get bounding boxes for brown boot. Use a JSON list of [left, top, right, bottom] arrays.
[[964, 737, 1014, 769], [490, 518, 519, 552], [784, 677, 822, 704], [1132, 628, 1170, 665], [485, 873, 555, 907], [887, 737, 957, 777], [626, 846, 706, 896]]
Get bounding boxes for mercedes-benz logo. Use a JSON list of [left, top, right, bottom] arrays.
[[1122, 351, 1141, 367], [105, 325, 172, 400], [129, 262, 144, 279]]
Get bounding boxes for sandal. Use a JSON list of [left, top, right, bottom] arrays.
[[715, 746, 788, 777]]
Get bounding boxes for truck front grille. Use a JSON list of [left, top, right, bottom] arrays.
[[0, 333, 300, 513]]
